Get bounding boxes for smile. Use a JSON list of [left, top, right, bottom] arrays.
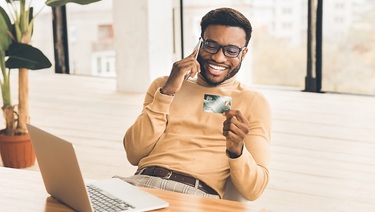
[[208, 64, 226, 71]]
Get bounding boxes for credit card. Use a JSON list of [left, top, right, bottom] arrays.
[[203, 94, 232, 113]]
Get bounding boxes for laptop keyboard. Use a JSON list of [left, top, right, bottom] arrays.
[[87, 184, 135, 211]]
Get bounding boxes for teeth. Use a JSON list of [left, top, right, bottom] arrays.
[[209, 64, 226, 71]]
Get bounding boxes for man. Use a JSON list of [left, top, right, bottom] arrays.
[[120, 7, 271, 201]]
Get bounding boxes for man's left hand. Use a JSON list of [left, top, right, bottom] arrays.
[[223, 110, 249, 157]]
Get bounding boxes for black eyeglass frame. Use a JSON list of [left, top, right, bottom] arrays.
[[200, 38, 247, 58]]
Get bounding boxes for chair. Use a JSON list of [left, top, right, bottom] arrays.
[[222, 177, 249, 203]]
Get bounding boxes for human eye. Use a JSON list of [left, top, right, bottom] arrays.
[[224, 46, 240, 56], [204, 41, 219, 50]]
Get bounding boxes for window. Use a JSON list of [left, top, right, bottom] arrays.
[[98, 24, 114, 40], [282, 7, 293, 14], [182, 0, 307, 88], [323, 0, 375, 95], [66, 1, 115, 76]]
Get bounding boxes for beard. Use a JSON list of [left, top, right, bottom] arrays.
[[198, 56, 242, 86]]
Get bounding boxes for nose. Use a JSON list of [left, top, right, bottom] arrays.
[[210, 47, 227, 62]]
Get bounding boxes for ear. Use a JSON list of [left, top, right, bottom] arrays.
[[240, 47, 248, 60]]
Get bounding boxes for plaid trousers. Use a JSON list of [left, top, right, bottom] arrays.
[[113, 174, 220, 199]]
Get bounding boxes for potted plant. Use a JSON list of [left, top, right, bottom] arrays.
[[0, 0, 100, 168]]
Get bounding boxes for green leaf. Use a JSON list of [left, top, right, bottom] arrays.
[[0, 6, 12, 30], [46, 0, 102, 7], [5, 42, 52, 70], [0, 7, 13, 51]]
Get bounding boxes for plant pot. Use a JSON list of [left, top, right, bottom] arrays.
[[0, 133, 35, 168]]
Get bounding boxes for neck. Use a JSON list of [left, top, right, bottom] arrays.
[[196, 74, 237, 87]]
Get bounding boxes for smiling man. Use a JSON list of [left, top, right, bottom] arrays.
[[120, 8, 272, 201]]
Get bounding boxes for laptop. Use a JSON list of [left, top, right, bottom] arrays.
[[27, 124, 169, 212]]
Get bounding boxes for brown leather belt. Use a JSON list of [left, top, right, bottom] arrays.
[[135, 166, 218, 195]]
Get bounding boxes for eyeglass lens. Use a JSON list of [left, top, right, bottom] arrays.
[[202, 41, 242, 58]]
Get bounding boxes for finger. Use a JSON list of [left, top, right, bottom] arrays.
[[187, 49, 198, 59], [223, 116, 237, 131], [223, 116, 249, 138], [224, 110, 249, 125], [177, 47, 200, 80], [183, 58, 200, 79], [190, 59, 201, 77], [223, 131, 243, 148], [223, 115, 242, 130], [223, 122, 248, 140], [173, 58, 198, 75]]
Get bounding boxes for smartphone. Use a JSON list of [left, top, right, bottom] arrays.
[[184, 38, 202, 80], [194, 38, 202, 60]]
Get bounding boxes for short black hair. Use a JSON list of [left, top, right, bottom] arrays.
[[200, 8, 252, 46]]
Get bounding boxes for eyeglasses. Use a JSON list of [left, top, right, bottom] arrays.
[[201, 38, 246, 58]]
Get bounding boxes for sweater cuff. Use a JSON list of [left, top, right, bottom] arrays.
[[228, 148, 251, 169], [226, 145, 244, 159], [147, 87, 174, 113]]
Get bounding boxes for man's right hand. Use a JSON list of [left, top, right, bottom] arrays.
[[161, 50, 200, 96]]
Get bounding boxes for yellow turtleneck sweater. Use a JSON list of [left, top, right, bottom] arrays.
[[124, 74, 272, 200]]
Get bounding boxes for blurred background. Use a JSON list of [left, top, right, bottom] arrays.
[[22, 0, 375, 96], [1, 1, 374, 211]]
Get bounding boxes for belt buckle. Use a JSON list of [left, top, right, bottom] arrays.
[[163, 170, 173, 180]]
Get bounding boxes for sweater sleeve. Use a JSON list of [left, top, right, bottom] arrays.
[[228, 92, 272, 200], [123, 77, 173, 165]]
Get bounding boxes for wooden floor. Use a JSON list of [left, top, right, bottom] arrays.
[[1, 71, 374, 212]]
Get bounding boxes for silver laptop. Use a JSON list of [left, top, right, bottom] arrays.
[[27, 124, 169, 212]]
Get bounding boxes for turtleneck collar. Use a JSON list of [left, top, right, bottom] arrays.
[[194, 73, 238, 87]]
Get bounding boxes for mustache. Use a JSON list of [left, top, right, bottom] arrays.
[[197, 56, 242, 86], [197, 57, 231, 70]]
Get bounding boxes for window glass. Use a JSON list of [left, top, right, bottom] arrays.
[[66, 1, 115, 77], [22, 1, 114, 77], [182, 0, 307, 88], [323, 0, 375, 95]]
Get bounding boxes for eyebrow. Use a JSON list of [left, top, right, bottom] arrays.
[[204, 39, 241, 48]]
